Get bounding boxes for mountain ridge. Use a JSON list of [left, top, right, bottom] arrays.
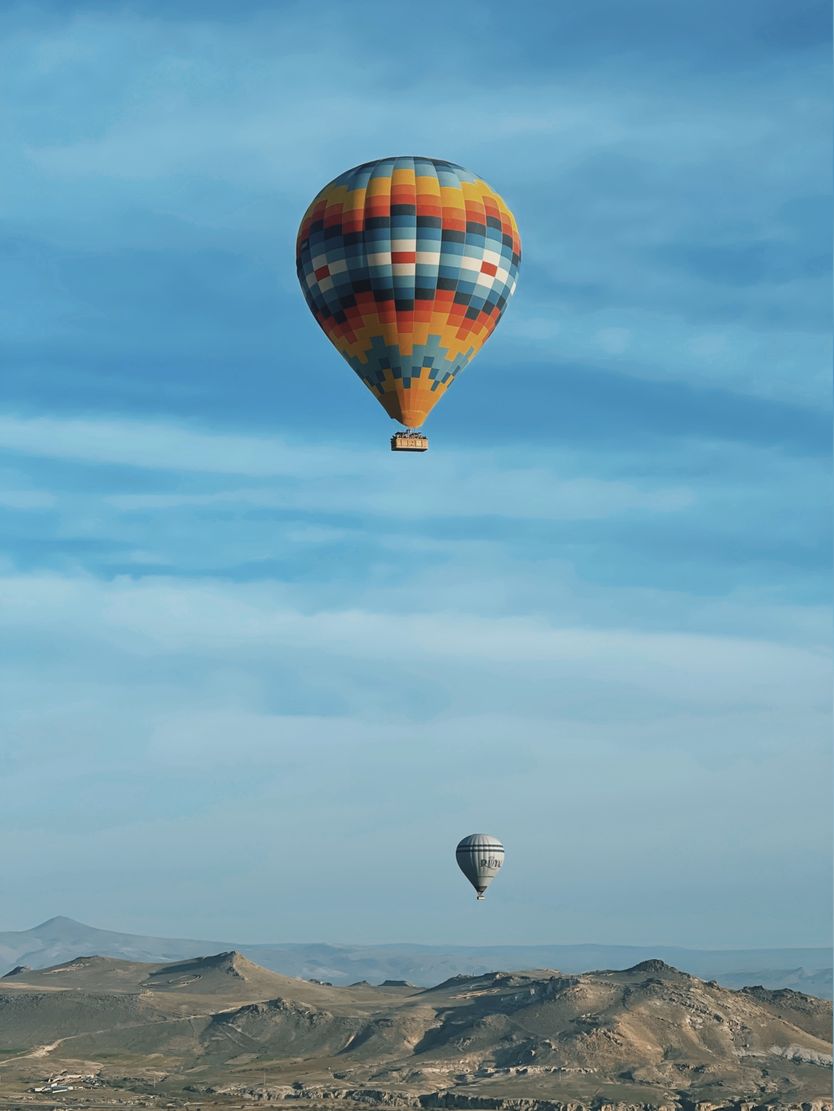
[[0, 950, 829, 1110], [2, 916, 830, 1000]]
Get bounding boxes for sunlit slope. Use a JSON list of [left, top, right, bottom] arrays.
[[3, 917, 830, 998], [0, 954, 830, 1108]]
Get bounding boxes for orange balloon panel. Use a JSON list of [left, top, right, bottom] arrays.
[[296, 157, 521, 428]]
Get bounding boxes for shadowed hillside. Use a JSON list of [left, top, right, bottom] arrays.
[[3, 917, 831, 999], [0, 951, 830, 1110]]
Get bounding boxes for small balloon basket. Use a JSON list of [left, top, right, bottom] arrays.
[[391, 430, 429, 452]]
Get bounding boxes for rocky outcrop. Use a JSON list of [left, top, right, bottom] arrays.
[[192, 1085, 833, 1111], [2, 964, 31, 977], [2, 956, 830, 1109]]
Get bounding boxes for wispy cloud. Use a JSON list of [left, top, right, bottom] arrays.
[[1, 567, 829, 943], [0, 407, 826, 634], [0, 0, 829, 945], [0, 410, 696, 520], [2, 0, 828, 420]]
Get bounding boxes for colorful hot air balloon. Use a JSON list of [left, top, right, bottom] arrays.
[[456, 834, 505, 901], [296, 157, 521, 447]]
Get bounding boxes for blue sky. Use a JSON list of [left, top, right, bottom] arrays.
[[1, 0, 830, 949]]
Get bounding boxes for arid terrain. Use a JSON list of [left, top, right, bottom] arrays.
[[0, 951, 830, 1111], [2, 919, 831, 1000]]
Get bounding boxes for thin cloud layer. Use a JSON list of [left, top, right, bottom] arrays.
[[0, 0, 829, 945]]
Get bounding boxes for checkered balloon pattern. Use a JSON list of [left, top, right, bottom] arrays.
[[296, 157, 521, 428]]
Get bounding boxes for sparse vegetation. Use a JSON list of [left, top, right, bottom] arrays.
[[0, 953, 830, 1110]]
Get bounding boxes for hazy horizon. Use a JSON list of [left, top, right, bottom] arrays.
[[1, 0, 830, 949], [7, 914, 832, 953]]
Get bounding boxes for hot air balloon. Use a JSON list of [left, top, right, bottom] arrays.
[[456, 834, 504, 901], [296, 157, 521, 451]]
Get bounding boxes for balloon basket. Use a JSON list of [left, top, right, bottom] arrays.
[[391, 431, 429, 452]]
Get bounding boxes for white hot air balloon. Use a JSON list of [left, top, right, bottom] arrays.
[[455, 834, 504, 900]]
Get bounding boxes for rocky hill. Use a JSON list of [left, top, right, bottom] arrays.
[[3, 917, 831, 999], [0, 952, 830, 1110]]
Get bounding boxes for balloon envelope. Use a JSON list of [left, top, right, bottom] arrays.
[[456, 833, 505, 900], [296, 157, 521, 428]]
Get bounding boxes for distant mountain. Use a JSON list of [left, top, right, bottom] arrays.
[[0, 916, 225, 971], [1, 916, 830, 999], [0, 952, 830, 1109]]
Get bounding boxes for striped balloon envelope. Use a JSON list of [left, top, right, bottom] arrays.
[[456, 833, 505, 900], [296, 157, 521, 430]]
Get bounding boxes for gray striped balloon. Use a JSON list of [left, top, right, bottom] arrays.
[[455, 834, 504, 900]]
